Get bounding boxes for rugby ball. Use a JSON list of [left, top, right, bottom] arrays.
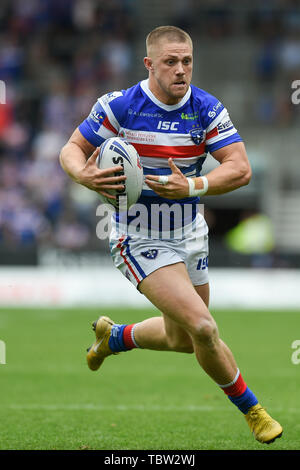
[[96, 137, 143, 209]]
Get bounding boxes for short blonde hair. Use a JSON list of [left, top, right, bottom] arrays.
[[146, 25, 193, 56]]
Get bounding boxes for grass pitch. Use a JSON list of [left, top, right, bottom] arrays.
[[0, 307, 299, 450]]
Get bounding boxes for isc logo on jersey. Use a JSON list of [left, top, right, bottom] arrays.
[[157, 121, 179, 131]]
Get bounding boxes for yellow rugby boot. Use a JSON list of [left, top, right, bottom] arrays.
[[245, 404, 283, 444], [86, 316, 118, 371]]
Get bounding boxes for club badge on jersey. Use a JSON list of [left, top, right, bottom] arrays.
[[190, 128, 206, 145]]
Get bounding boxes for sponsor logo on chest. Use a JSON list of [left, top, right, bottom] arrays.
[[157, 120, 180, 131]]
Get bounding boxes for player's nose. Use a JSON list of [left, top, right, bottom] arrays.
[[175, 62, 185, 75]]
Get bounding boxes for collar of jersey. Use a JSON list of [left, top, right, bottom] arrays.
[[140, 79, 191, 111]]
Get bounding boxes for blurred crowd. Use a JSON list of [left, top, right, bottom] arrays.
[[171, 0, 300, 126], [0, 0, 137, 252], [0, 0, 299, 255]]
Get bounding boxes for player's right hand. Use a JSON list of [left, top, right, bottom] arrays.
[[77, 147, 126, 199]]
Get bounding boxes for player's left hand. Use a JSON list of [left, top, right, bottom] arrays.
[[145, 158, 189, 199]]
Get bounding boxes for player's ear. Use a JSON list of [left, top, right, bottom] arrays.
[[144, 57, 153, 72]]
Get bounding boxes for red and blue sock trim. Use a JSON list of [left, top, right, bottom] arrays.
[[108, 323, 140, 352], [219, 369, 258, 414]]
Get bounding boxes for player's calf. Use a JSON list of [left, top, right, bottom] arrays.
[[164, 319, 194, 353], [166, 336, 194, 354]]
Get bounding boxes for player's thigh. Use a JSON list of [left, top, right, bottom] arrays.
[[194, 283, 210, 308], [138, 262, 211, 330]]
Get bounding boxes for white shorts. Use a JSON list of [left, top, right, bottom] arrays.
[[109, 214, 209, 289]]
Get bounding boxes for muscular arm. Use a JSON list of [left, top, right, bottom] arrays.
[[194, 141, 252, 195], [59, 128, 96, 183], [145, 141, 252, 199], [59, 128, 126, 198]]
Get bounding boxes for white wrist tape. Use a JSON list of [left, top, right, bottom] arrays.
[[187, 176, 209, 197]]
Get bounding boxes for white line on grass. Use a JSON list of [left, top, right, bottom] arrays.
[[7, 404, 298, 413], [8, 404, 217, 412]]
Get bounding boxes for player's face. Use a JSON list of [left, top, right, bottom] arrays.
[[145, 41, 193, 105]]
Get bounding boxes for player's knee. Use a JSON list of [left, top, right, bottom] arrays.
[[190, 317, 218, 347]]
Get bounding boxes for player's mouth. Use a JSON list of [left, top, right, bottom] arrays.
[[173, 80, 186, 87]]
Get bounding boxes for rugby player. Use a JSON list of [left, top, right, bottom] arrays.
[[60, 26, 282, 444]]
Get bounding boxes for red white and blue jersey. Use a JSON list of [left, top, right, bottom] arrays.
[[79, 79, 242, 234]]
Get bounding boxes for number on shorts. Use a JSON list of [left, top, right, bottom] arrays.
[[196, 256, 208, 270]]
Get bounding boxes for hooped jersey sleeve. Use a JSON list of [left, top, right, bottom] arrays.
[[194, 88, 242, 154], [78, 91, 125, 147]]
